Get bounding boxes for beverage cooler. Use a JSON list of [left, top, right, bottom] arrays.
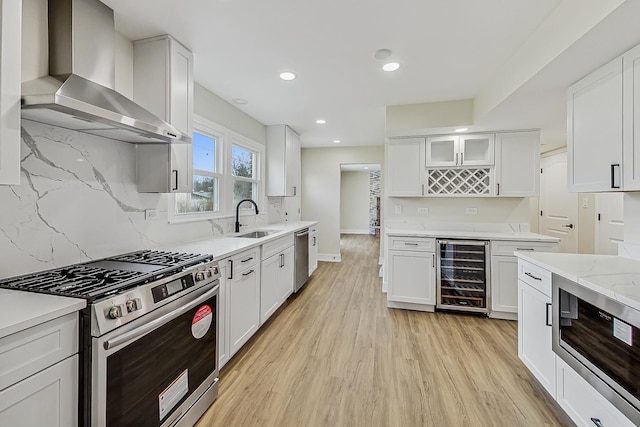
[[436, 240, 490, 313]]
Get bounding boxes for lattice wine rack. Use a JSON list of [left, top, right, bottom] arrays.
[[427, 168, 492, 195]]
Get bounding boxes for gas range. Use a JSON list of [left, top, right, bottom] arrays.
[[0, 249, 220, 336]]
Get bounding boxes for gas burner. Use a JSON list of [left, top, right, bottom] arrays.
[[108, 250, 206, 267], [0, 265, 147, 299]]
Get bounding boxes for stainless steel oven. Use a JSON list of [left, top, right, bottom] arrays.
[[93, 282, 218, 427], [0, 249, 221, 427], [553, 273, 640, 425]]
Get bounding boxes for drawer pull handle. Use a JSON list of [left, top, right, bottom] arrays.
[[590, 418, 604, 427], [404, 242, 419, 246], [524, 272, 542, 281], [242, 269, 255, 277], [241, 257, 254, 263], [516, 248, 535, 251]]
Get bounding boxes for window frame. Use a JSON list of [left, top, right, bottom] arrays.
[[169, 115, 265, 224]]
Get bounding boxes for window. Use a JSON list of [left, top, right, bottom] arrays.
[[175, 132, 220, 215], [231, 143, 258, 208], [170, 116, 264, 222]]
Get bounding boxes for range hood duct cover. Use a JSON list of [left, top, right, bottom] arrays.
[[21, 0, 189, 144]]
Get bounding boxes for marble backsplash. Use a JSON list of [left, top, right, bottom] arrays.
[[0, 121, 282, 279]]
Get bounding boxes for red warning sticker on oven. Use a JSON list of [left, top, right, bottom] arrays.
[[191, 305, 213, 339]]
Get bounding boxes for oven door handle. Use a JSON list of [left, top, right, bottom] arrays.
[[103, 285, 218, 351]]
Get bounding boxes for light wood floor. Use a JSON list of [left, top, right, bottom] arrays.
[[196, 234, 571, 427]]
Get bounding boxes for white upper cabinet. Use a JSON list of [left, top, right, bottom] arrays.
[[386, 138, 425, 196], [133, 35, 194, 137], [494, 131, 540, 197], [426, 134, 494, 167], [623, 44, 640, 191], [567, 56, 623, 192], [266, 125, 300, 197], [0, 0, 21, 185]]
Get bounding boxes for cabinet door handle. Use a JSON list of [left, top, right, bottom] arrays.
[[611, 164, 621, 189], [562, 224, 574, 229], [404, 242, 419, 246], [313, 236, 316, 246], [242, 269, 255, 277], [422, 183, 424, 196], [455, 153, 459, 166], [590, 418, 604, 427], [241, 257, 254, 263], [460, 153, 464, 165], [545, 303, 552, 327], [172, 170, 179, 191], [293, 186, 297, 196], [516, 248, 535, 251], [228, 259, 233, 280], [432, 254, 435, 268], [524, 271, 542, 281], [496, 183, 500, 196], [280, 253, 284, 268]]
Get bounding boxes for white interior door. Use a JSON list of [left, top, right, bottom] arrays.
[[595, 193, 624, 254], [540, 152, 579, 253]]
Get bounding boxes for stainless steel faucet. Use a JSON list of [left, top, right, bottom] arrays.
[[235, 199, 259, 232]]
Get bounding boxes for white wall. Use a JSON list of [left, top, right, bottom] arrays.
[[301, 146, 384, 260], [340, 171, 370, 234]]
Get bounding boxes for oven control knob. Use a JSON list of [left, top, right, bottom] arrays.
[[206, 269, 213, 278], [126, 298, 142, 313], [108, 304, 127, 319], [195, 271, 206, 281], [212, 266, 219, 276]]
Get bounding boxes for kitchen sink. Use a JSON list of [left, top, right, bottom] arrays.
[[234, 230, 277, 238]]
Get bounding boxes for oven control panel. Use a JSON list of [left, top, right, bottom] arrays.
[[91, 260, 221, 336]]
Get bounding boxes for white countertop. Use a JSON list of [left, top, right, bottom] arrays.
[[160, 221, 318, 261], [516, 252, 640, 312], [385, 227, 559, 242], [0, 289, 86, 339]]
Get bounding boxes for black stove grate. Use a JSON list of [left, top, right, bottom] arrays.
[[0, 250, 213, 301]]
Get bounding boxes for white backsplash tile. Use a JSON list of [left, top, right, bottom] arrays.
[[0, 121, 280, 279]]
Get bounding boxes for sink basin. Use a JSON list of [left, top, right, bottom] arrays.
[[234, 230, 276, 238]]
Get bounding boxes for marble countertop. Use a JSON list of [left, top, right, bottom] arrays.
[[516, 252, 640, 312], [0, 289, 86, 339], [160, 221, 318, 261], [385, 227, 559, 242]]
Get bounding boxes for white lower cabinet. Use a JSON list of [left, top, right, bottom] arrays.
[[491, 256, 518, 317], [0, 355, 78, 427], [309, 226, 318, 276], [556, 358, 635, 427], [260, 245, 294, 324], [0, 313, 79, 427], [217, 260, 229, 369], [518, 276, 556, 398], [227, 249, 261, 358], [387, 237, 436, 308]]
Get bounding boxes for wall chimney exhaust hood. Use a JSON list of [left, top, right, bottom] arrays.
[[21, 0, 190, 144]]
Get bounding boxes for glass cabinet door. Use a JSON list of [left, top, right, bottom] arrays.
[[459, 134, 495, 166], [426, 136, 458, 167]]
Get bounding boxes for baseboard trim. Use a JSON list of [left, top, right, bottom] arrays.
[[378, 256, 384, 265], [386, 300, 435, 312], [318, 254, 341, 262], [488, 311, 517, 321], [340, 229, 371, 235]]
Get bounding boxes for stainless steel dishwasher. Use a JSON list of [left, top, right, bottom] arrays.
[[294, 228, 310, 292]]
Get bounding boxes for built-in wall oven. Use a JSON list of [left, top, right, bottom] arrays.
[[436, 239, 490, 313], [553, 274, 640, 425]]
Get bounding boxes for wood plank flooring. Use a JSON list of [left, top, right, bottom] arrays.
[[196, 234, 571, 427]]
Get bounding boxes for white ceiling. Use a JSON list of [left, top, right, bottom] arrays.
[[101, 0, 639, 149]]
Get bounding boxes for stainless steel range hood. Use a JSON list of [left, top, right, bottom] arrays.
[[21, 0, 190, 144]]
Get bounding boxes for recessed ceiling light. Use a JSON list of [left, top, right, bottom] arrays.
[[374, 48, 392, 60], [279, 72, 296, 81], [232, 98, 248, 105], [454, 128, 469, 133], [382, 62, 400, 72], [364, 166, 369, 170], [333, 140, 341, 144], [316, 119, 326, 124]]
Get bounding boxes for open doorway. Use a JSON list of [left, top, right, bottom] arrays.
[[340, 164, 381, 235]]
